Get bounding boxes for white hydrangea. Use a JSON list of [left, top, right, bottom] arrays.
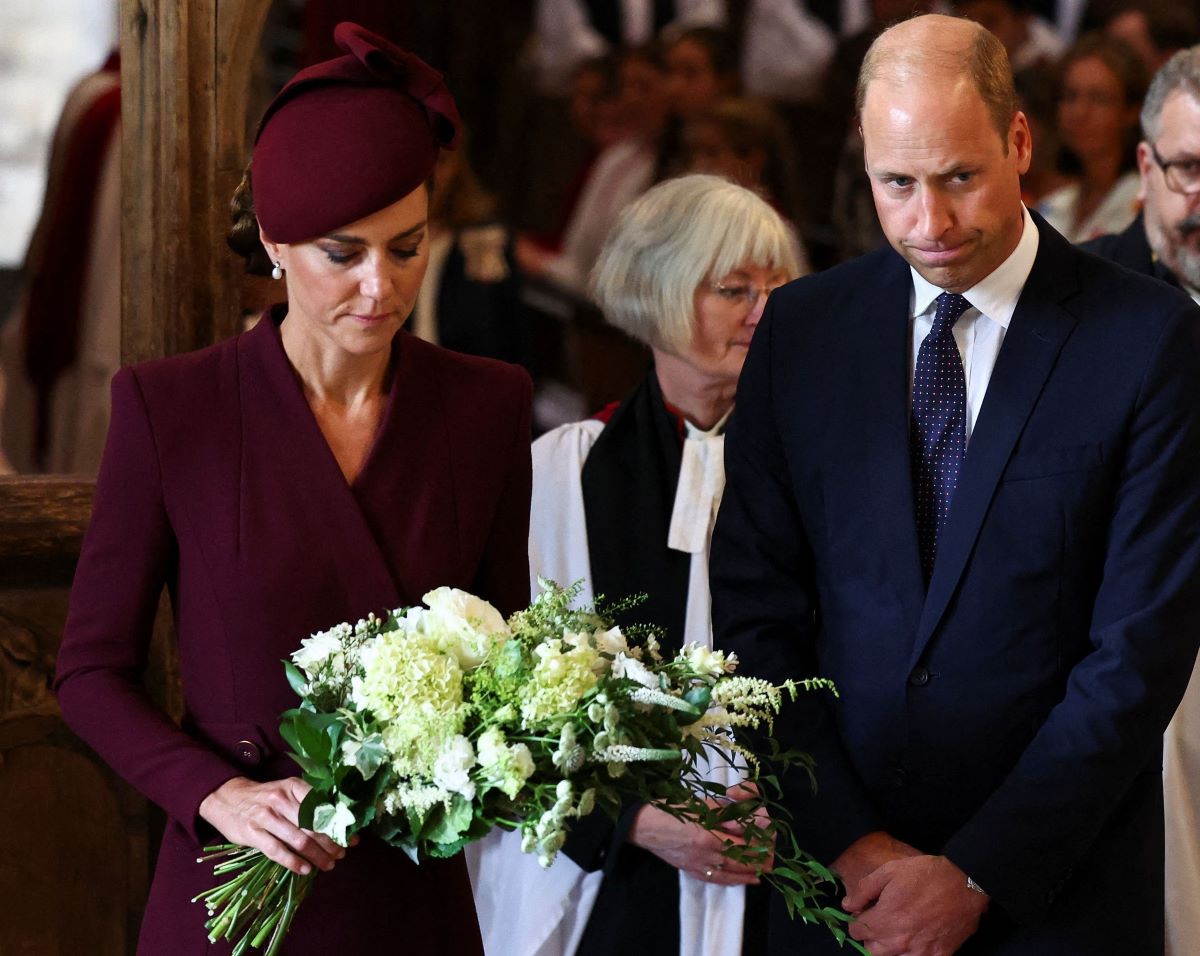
[[520, 637, 601, 725], [477, 728, 535, 799], [432, 734, 477, 801], [354, 629, 466, 779]]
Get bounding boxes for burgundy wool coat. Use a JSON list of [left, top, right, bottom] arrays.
[[54, 309, 533, 955]]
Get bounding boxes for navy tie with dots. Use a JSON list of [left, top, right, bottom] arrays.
[[911, 291, 971, 581]]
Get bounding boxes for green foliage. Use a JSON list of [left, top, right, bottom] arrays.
[[198, 580, 859, 954]]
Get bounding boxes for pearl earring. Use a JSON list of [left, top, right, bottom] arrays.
[[271, 261, 283, 280]]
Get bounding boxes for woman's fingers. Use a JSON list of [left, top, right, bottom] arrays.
[[199, 776, 349, 873]]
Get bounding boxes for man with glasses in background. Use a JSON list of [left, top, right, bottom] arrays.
[[1083, 45, 1200, 956]]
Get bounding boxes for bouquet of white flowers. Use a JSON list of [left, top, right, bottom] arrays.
[[194, 580, 861, 955]]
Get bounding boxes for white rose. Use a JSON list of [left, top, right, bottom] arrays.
[[432, 734, 477, 800], [591, 627, 629, 657], [421, 587, 511, 668], [291, 629, 345, 675]]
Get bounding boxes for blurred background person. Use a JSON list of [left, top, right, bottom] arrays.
[[412, 131, 529, 367], [531, 0, 726, 96], [955, 0, 1065, 71], [1037, 33, 1148, 241], [1103, 0, 1200, 77], [517, 45, 668, 300], [1014, 62, 1075, 204], [469, 173, 801, 956], [682, 95, 810, 269], [0, 49, 119, 475], [658, 25, 741, 178]]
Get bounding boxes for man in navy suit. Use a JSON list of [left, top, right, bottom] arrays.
[[712, 14, 1200, 955]]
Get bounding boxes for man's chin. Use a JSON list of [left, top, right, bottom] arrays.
[[900, 244, 979, 292], [1169, 244, 1200, 291]]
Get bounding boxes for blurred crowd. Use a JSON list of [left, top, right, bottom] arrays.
[[6, 0, 1200, 469], [360, 0, 1199, 429]]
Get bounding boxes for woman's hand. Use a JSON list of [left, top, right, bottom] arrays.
[[198, 776, 349, 876], [627, 785, 774, 886]]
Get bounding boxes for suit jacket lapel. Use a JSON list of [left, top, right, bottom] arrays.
[[911, 218, 1081, 664], [858, 254, 927, 633]]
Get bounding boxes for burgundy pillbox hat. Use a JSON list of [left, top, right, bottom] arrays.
[[252, 21, 460, 243]]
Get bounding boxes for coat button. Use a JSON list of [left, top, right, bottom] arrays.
[[235, 740, 261, 766], [909, 667, 930, 687]]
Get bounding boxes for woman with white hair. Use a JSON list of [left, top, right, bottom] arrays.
[[469, 173, 802, 956]]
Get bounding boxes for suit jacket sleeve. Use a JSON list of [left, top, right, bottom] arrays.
[[711, 296, 885, 862], [53, 368, 242, 841], [942, 302, 1200, 923]]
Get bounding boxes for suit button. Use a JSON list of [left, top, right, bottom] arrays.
[[235, 740, 261, 766], [909, 667, 930, 687], [893, 767, 909, 788]]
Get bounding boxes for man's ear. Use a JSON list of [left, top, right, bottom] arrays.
[[1135, 141, 1153, 203]]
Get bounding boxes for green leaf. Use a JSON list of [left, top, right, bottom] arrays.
[[297, 786, 326, 830], [352, 733, 387, 780], [427, 793, 473, 844], [683, 686, 711, 712], [283, 661, 308, 698]]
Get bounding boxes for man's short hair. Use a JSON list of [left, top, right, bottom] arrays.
[[1141, 45, 1200, 142], [856, 17, 1016, 150]]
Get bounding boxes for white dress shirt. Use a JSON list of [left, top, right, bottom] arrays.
[[909, 205, 1039, 444]]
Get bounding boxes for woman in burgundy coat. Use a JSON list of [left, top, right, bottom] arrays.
[[53, 23, 531, 955]]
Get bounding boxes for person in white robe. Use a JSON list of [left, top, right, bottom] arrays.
[[468, 173, 802, 956]]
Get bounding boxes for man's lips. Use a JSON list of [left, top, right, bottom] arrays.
[[907, 242, 969, 265]]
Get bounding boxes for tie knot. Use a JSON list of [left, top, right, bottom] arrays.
[[934, 292, 971, 330]]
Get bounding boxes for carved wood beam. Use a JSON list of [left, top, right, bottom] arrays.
[[0, 477, 94, 588]]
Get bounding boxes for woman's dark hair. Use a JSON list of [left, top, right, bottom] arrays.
[[227, 164, 274, 276]]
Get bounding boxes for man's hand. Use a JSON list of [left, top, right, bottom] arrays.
[[844, 854, 988, 956], [831, 830, 922, 898]]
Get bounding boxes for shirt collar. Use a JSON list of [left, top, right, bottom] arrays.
[[910, 205, 1040, 328]]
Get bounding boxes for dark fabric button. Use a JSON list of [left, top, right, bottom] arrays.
[[909, 666, 930, 687], [235, 740, 261, 766], [893, 767, 909, 788]]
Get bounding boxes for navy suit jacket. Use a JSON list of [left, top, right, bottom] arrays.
[[711, 215, 1200, 953]]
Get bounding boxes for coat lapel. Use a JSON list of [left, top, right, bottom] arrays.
[[910, 218, 1081, 665], [857, 254, 927, 633], [239, 309, 401, 618]]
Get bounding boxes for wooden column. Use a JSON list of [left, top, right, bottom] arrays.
[[0, 2, 270, 951]]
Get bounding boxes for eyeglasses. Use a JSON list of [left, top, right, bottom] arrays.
[[1148, 142, 1200, 195], [708, 282, 783, 307]]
